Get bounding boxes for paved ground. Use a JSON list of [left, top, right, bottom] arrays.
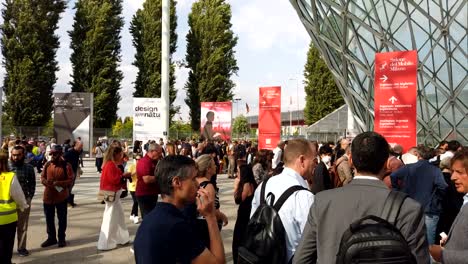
[[12, 159, 238, 264]]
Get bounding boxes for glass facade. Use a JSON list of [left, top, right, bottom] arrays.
[[290, 0, 467, 145]]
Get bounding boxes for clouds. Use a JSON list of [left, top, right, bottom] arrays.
[[0, 0, 311, 123]]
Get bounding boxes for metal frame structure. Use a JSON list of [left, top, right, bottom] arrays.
[[290, 0, 467, 145]]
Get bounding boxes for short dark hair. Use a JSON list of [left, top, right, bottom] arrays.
[[157, 155, 196, 196], [416, 146, 435, 160], [351, 132, 389, 175], [447, 140, 461, 152], [319, 145, 333, 156], [12, 145, 25, 153]]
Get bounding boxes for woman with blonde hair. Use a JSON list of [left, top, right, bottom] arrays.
[[165, 142, 176, 156], [97, 145, 132, 250], [183, 154, 228, 248]]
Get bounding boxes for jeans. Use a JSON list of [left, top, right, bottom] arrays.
[[130, 191, 139, 216], [96, 158, 103, 173], [136, 195, 158, 219], [425, 214, 440, 245], [43, 200, 68, 241]]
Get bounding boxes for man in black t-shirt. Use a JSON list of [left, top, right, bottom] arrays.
[[134, 155, 225, 264]]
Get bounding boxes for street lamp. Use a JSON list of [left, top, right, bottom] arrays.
[[289, 78, 300, 130], [233, 98, 241, 117]]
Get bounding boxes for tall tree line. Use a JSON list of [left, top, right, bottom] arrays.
[[69, 0, 124, 128], [303, 42, 344, 125], [185, 0, 238, 131], [1, 0, 66, 126], [130, 0, 179, 124]]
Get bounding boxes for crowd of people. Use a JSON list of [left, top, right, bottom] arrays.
[[0, 133, 467, 264]]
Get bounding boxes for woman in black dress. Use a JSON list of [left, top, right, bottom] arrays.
[[232, 164, 257, 263]]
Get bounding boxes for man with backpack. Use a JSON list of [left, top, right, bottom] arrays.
[[241, 139, 317, 263], [293, 132, 429, 264]]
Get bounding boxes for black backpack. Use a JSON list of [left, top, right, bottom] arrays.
[[336, 191, 417, 264], [238, 177, 308, 264]]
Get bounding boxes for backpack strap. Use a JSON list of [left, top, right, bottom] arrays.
[[259, 177, 271, 205], [273, 185, 308, 212], [381, 191, 408, 225]]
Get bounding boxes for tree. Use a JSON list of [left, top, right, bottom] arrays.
[[1, 0, 66, 126], [112, 116, 132, 139], [130, 0, 179, 123], [185, 0, 238, 131], [69, 0, 124, 128], [232, 115, 249, 138], [303, 42, 344, 125]]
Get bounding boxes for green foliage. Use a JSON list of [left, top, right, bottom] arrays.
[[130, 0, 179, 124], [303, 42, 344, 125], [185, 0, 238, 131], [232, 115, 249, 137], [112, 116, 133, 139], [69, 0, 124, 128], [1, 0, 66, 126]]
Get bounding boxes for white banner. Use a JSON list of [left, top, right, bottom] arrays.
[[133, 98, 165, 142]]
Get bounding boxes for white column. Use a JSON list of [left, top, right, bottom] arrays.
[[161, 0, 170, 141]]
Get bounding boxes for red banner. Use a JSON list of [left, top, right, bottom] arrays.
[[374, 50, 417, 151], [258, 86, 281, 150], [201, 102, 232, 141]]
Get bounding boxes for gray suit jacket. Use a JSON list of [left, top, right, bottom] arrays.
[[293, 178, 430, 264], [442, 204, 468, 263]]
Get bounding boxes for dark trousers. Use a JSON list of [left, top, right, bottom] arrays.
[[136, 195, 158, 219], [96, 158, 103, 173], [43, 200, 68, 241], [130, 191, 139, 216], [0, 221, 16, 264]]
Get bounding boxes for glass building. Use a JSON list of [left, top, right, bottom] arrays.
[[290, 0, 467, 145]]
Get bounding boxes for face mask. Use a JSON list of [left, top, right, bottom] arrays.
[[321, 156, 331, 164]]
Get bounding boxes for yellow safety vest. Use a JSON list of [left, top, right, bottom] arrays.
[[0, 172, 18, 225]]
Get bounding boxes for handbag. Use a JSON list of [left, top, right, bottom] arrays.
[[97, 190, 117, 202]]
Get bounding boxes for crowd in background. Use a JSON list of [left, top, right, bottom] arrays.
[[1, 133, 467, 264]]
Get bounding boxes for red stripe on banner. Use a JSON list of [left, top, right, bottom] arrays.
[[258, 86, 281, 150], [374, 50, 417, 152]]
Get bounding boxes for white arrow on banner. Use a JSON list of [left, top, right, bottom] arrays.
[[380, 75, 388, 82], [389, 96, 398, 104]]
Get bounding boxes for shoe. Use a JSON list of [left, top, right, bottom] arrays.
[[129, 215, 134, 221], [58, 240, 67, 248], [130, 248, 134, 254], [41, 239, 57, 248], [101, 200, 105, 204], [18, 248, 30, 257], [133, 216, 140, 224]]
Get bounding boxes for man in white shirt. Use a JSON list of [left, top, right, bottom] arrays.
[[293, 132, 429, 263], [251, 138, 318, 261], [272, 141, 286, 169]]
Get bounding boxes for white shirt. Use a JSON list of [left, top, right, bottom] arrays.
[[272, 147, 282, 169], [439, 151, 454, 161], [10, 175, 29, 211], [250, 167, 315, 261], [353, 176, 379, 181], [463, 194, 468, 206]]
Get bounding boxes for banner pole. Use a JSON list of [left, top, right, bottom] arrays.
[[161, 0, 170, 141]]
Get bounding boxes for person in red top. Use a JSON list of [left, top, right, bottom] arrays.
[[136, 143, 163, 218], [97, 145, 132, 250]]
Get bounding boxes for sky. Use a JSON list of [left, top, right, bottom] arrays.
[[0, 0, 311, 122]]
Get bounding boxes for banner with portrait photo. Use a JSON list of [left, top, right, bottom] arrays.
[[200, 102, 232, 141], [133, 98, 165, 142]]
